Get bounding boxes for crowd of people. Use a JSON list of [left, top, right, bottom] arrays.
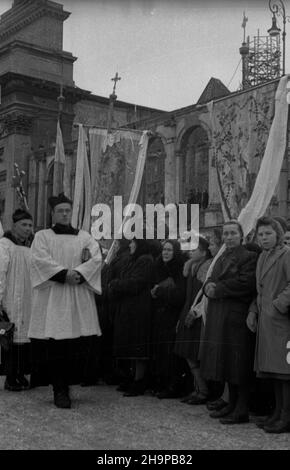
[[1, 193, 290, 435]]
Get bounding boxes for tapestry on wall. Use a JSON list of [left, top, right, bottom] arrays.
[[208, 81, 277, 220]]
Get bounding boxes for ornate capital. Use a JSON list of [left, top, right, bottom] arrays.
[[163, 117, 176, 128], [0, 113, 33, 137], [165, 137, 176, 145]]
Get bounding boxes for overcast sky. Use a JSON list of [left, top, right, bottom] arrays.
[[0, 0, 289, 110]]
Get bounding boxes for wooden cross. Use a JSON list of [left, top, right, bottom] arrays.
[[111, 72, 121, 95]]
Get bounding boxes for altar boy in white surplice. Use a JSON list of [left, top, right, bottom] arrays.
[[0, 209, 33, 391], [28, 193, 102, 409]]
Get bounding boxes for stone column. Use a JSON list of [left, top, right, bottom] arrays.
[[37, 155, 47, 228], [28, 154, 37, 221], [203, 144, 223, 227], [163, 137, 177, 205], [156, 121, 177, 205], [3, 135, 16, 230], [208, 145, 220, 205], [1, 114, 32, 229], [175, 151, 184, 204]]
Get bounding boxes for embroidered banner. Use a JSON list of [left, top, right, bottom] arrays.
[[89, 128, 144, 208], [208, 81, 277, 219], [195, 76, 289, 324]]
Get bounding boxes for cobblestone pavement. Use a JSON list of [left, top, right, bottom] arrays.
[[0, 377, 289, 450]]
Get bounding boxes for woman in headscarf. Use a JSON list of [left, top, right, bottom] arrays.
[[150, 239, 186, 398], [174, 236, 212, 404], [108, 238, 153, 396], [247, 216, 290, 433], [200, 220, 258, 424]]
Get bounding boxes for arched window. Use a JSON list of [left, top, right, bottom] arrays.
[[180, 126, 209, 209]]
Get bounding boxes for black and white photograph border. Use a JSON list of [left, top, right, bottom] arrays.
[[0, 0, 290, 452]]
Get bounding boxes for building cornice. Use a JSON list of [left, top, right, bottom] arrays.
[[0, 39, 77, 63], [0, 1, 70, 43], [0, 72, 90, 103], [0, 71, 165, 116]]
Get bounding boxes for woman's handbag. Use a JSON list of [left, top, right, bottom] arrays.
[[0, 309, 15, 351]]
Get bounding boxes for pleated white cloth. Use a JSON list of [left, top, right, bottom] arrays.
[[28, 229, 102, 340], [0, 238, 32, 343]]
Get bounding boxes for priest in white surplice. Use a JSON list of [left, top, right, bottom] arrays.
[[0, 209, 33, 391], [28, 193, 102, 409]]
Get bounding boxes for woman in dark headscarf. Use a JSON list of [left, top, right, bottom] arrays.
[[150, 239, 186, 397], [108, 238, 153, 396], [247, 216, 290, 433]]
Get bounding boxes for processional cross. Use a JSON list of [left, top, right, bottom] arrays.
[[12, 163, 29, 210], [241, 11, 248, 42], [111, 72, 121, 96], [107, 72, 122, 133]]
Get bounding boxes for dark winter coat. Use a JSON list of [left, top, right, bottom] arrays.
[[251, 245, 290, 377], [150, 256, 186, 379], [175, 258, 212, 362], [109, 253, 154, 359], [200, 245, 257, 385]]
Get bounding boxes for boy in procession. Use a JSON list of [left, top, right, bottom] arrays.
[[0, 209, 33, 391]]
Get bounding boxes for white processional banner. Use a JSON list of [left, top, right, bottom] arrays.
[[193, 75, 290, 323], [72, 124, 92, 232], [105, 130, 150, 264]]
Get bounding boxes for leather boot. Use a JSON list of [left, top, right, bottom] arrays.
[[256, 409, 281, 429], [257, 380, 282, 429], [209, 403, 235, 419], [206, 398, 228, 411], [264, 409, 290, 434], [53, 388, 71, 409]]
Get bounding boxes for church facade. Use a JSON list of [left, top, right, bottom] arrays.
[[0, 0, 162, 230], [0, 0, 289, 233]]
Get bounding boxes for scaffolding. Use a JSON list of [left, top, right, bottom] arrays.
[[241, 31, 281, 89]]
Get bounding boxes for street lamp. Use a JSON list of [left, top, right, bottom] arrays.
[[268, 0, 289, 76]]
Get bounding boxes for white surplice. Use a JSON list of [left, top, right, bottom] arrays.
[[0, 238, 32, 343], [28, 229, 102, 340]]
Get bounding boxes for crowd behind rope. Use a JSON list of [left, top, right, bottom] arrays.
[[1, 195, 290, 434]]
